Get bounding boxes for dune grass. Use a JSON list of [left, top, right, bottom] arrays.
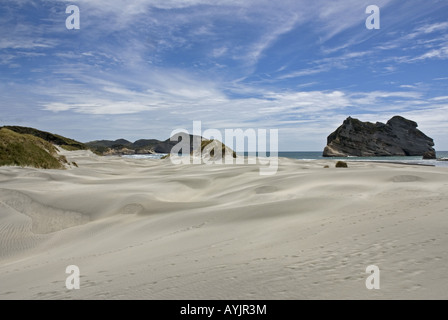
[[3, 126, 88, 151], [200, 139, 237, 158], [0, 128, 65, 169], [335, 161, 348, 168]]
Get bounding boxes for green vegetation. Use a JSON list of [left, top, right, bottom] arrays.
[[335, 161, 348, 168], [86, 139, 159, 155], [0, 128, 65, 169], [3, 126, 88, 151], [200, 139, 237, 158], [86, 145, 109, 155], [200, 139, 212, 151]]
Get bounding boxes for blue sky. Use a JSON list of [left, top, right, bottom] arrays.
[[1, 0, 447, 151]]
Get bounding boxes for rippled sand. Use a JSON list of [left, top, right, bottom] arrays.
[[1, 150, 447, 299]]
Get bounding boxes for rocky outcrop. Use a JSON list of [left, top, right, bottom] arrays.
[[191, 139, 237, 161], [423, 150, 436, 160], [323, 116, 436, 158]]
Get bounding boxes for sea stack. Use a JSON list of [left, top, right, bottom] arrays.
[[323, 116, 436, 158]]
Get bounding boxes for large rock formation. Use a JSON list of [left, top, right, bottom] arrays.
[[323, 116, 436, 158]]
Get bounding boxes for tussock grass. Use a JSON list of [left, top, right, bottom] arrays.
[[3, 126, 88, 151], [0, 128, 64, 169], [200, 139, 237, 158], [335, 161, 348, 168]]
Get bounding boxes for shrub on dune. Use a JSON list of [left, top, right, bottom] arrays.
[[335, 161, 348, 168]]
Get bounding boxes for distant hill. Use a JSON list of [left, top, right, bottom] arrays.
[[87, 139, 133, 149], [0, 128, 70, 169], [195, 139, 237, 159], [0, 125, 236, 169], [86, 133, 202, 155], [3, 126, 88, 151]]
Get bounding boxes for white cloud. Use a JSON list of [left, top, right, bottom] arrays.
[[314, 0, 394, 41], [383, 66, 397, 73], [409, 22, 448, 38], [3, 0, 448, 150], [278, 51, 370, 79], [278, 66, 328, 79], [36, 63, 429, 130], [43, 101, 154, 115], [296, 82, 319, 88], [377, 20, 448, 64], [413, 45, 448, 61], [349, 91, 422, 105], [43, 0, 395, 71], [431, 96, 448, 101], [242, 13, 300, 66], [212, 46, 228, 58], [0, 38, 56, 50]]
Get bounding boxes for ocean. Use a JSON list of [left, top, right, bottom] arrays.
[[275, 151, 448, 168], [123, 151, 448, 167]]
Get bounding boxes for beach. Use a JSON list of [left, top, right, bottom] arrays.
[[1, 150, 447, 299]]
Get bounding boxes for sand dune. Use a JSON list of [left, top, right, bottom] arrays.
[[1, 150, 447, 299]]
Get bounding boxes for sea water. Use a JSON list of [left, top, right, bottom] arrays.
[[276, 151, 448, 168], [123, 154, 167, 160], [123, 151, 448, 167]]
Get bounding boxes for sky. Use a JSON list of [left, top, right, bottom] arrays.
[[0, 0, 447, 151]]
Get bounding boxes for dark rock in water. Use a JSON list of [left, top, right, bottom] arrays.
[[323, 116, 435, 157], [422, 150, 436, 160]]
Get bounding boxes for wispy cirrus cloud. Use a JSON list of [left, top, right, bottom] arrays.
[[1, 0, 448, 150], [410, 45, 448, 61], [406, 21, 448, 39], [278, 51, 370, 79], [0, 38, 57, 50], [374, 21, 448, 64]]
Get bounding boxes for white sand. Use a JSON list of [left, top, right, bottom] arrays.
[[0, 150, 447, 299]]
